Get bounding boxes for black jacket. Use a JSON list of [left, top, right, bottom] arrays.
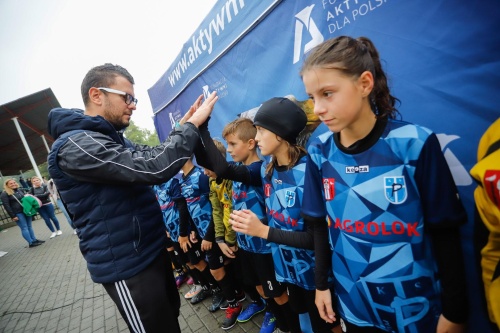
[[0, 188, 26, 218], [47, 108, 201, 283], [30, 184, 51, 205]]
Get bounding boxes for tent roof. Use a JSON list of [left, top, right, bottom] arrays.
[[0, 88, 60, 176]]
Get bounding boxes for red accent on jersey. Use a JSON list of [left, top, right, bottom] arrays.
[[323, 178, 335, 201], [331, 218, 421, 237], [484, 170, 500, 208], [264, 183, 271, 197]]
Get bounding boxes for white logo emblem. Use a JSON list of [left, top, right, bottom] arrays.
[[293, 5, 324, 64], [436, 134, 472, 186], [169, 112, 176, 129], [202, 85, 210, 100]]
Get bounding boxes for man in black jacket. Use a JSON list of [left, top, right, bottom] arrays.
[[47, 63, 217, 333]]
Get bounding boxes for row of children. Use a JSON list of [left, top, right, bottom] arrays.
[[156, 35, 468, 333]]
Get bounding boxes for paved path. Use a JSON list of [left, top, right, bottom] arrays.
[[0, 214, 264, 333]]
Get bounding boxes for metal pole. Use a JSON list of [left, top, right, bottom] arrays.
[[41, 135, 50, 153], [11, 117, 43, 180]]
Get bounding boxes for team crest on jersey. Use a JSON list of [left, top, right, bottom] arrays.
[[384, 176, 407, 204], [285, 190, 295, 207], [323, 178, 335, 201]]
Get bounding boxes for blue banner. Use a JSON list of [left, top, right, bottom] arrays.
[[149, 1, 500, 331], [148, 0, 280, 117]]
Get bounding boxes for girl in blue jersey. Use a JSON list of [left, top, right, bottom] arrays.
[[194, 117, 298, 332], [300, 36, 468, 333], [229, 97, 339, 333]]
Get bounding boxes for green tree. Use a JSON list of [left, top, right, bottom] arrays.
[[124, 121, 160, 146]]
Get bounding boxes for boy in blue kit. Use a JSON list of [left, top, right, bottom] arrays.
[[179, 157, 224, 309], [207, 139, 247, 315], [153, 177, 194, 289], [300, 36, 468, 333], [193, 117, 300, 333]]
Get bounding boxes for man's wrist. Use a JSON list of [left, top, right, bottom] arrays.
[[186, 120, 199, 128]]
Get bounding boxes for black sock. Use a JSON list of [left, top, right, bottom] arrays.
[[224, 262, 244, 297], [267, 299, 301, 333], [188, 268, 204, 286], [200, 265, 219, 291], [218, 272, 238, 305], [243, 285, 262, 304], [167, 249, 184, 271]]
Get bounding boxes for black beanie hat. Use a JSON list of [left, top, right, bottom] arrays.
[[253, 97, 307, 144]]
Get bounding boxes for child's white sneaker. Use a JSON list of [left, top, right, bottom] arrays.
[[50, 232, 57, 239]]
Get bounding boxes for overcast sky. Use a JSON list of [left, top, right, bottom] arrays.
[[0, 0, 217, 130]]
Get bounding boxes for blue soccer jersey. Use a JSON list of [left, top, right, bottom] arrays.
[[262, 155, 316, 290], [180, 166, 212, 239], [302, 119, 465, 332], [232, 161, 270, 254], [154, 177, 182, 242]]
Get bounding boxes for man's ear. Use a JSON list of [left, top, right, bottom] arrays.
[[359, 71, 374, 98], [88, 87, 103, 106], [247, 138, 256, 150]]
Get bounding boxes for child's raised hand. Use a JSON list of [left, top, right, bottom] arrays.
[[179, 94, 204, 125]]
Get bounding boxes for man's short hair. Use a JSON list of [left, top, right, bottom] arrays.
[[81, 63, 134, 106], [222, 118, 256, 142]]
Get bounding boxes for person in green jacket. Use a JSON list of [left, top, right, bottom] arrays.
[[1, 178, 44, 248]]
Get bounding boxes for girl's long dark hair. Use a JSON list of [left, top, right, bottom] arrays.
[[264, 138, 306, 180], [300, 36, 400, 119]]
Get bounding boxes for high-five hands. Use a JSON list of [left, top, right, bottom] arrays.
[[180, 92, 218, 127]]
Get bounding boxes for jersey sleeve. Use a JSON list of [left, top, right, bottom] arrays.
[[267, 218, 314, 250], [59, 124, 199, 185], [170, 178, 183, 201], [245, 161, 263, 187], [198, 172, 211, 194], [176, 196, 190, 237], [309, 214, 332, 290], [301, 151, 327, 218], [415, 133, 467, 228]]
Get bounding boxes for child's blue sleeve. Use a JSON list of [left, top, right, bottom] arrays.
[[302, 153, 327, 218]]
